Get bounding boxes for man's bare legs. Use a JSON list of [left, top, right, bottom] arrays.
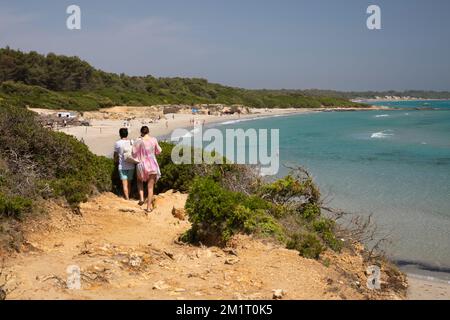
[[122, 179, 130, 200]]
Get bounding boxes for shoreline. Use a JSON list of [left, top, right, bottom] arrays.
[[51, 106, 385, 157]]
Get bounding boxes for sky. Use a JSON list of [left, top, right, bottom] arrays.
[[1, 0, 450, 91]]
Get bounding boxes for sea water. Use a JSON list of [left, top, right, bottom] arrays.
[[217, 100, 450, 280]]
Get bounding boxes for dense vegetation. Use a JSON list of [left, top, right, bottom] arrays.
[[0, 47, 364, 111], [0, 102, 114, 208], [0, 102, 115, 248]]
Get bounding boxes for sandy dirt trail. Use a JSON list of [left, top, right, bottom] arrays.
[[3, 191, 403, 300]]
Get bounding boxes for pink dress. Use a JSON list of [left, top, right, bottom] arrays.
[[132, 137, 162, 182]]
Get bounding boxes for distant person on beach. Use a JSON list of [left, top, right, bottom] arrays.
[[114, 128, 135, 200], [133, 126, 162, 213]]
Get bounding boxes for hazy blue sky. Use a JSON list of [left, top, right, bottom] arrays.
[[1, 0, 450, 91]]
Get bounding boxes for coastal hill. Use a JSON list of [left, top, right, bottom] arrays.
[[0, 47, 363, 111], [0, 103, 408, 300]]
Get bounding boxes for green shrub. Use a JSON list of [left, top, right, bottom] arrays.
[[258, 174, 320, 206], [287, 232, 325, 259], [258, 175, 305, 204], [0, 103, 114, 209], [155, 142, 200, 193], [0, 193, 32, 219], [155, 141, 237, 194], [184, 177, 283, 245], [182, 169, 343, 258], [323, 232, 343, 252], [313, 218, 343, 252], [301, 203, 321, 220], [237, 206, 284, 240], [312, 217, 335, 233]]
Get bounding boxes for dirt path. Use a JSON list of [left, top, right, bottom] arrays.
[[2, 191, 403, 300]]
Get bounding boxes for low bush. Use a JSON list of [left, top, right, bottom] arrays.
[[155, 141, 238, 194], [181, 166, 343, 259], [302, 203, 321, 221], [313, 218, 343, 252], [0, 193, 32, 219], [0, 103, 114, 210], [287, 232, 325, 259], [183, 177, 283, 245], [156, 141, 209, 193]]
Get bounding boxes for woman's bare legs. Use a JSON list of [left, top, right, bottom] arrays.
[[146, 175, 157, 211], [137, 179, 145, 205]]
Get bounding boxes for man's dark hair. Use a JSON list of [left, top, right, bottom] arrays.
[[140, 126, 150, 136], [119, 128, 128, 138]]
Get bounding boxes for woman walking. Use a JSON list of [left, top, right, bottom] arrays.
[[132, 126, 162, 213]]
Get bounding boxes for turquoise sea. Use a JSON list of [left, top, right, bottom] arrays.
[[217, 100, 450, 280]]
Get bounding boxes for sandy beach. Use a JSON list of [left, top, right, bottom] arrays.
[[52, 106, 384, 157], [57, 108, 304, 156]]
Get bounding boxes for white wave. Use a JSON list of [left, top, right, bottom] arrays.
[[375, 114, 390, 118], [218, 114, 286, 126], [370, 130, 394, 139], [219, 117, 263, 125], [219, 119, 246, 125]]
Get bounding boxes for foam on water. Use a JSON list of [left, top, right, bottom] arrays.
[[370, 130, 394, 139], [218, 116, 275, 126]]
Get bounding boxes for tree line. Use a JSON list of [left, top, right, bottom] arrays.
[[0, 47, 364, 111]]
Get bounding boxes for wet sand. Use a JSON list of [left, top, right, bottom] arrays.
[[407, 276, 450, 300]]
